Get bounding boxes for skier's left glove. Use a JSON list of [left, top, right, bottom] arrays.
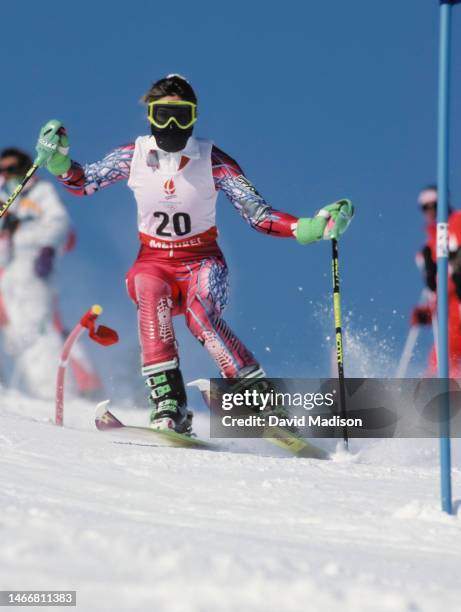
[[295, 199, 354, 245], [35, 120, 71, 176], [34, 246, 55, 278]]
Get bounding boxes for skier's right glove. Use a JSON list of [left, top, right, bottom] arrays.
[[411, 305, 432, 326], [35, 120, 71, 176], [295, 199, 354, 245]]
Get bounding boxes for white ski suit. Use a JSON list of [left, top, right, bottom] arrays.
[[0, 177, 69, 398]]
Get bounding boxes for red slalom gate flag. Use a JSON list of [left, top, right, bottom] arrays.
[[80, 305, 119, 346], [55, 305, 118, 426]]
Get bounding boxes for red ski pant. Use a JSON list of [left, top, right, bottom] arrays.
[[126, 244, 259, 377], [428, 296, 461, 377]]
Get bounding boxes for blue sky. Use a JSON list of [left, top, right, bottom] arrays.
[[1, 1, 461, 401]]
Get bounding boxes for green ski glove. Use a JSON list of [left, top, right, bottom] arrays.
[[295, 199, 354, 245], [35, 119, 71, 176]]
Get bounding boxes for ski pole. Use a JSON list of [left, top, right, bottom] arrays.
[[396, 326, 420, 378], [0, 164, 39, 218], [55, 304, 118, 426], [0, 121, 63, 218], [397, 293, 424, 378], [397, 291, 436, 377], [331, 238, 348, 450]]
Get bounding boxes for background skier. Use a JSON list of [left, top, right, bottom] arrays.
[[413, 185, 461, 376], [34, 74, 354, 432], [0, 148, 101, 397]]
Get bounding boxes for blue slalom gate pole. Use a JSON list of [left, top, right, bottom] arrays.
[[436, 0, 458, 515]]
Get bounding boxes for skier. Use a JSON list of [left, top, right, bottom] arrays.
[[0, 147, 101, 397], [413, 185, 461, 376], [35, 74, 354, 432]]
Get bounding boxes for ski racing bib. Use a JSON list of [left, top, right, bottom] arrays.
[[128, 136, 218, 242]]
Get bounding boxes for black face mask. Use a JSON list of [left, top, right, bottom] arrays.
[[151, 123, 193, 153]]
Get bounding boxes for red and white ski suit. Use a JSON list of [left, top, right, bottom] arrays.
[[59, 136, 299, 377], [418, 210, 461, 377]]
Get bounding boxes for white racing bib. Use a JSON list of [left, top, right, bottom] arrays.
[[127, 136, 217, 241]]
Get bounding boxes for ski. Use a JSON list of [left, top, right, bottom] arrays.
[[187, 380, 329, 460], [95, 400, 217, 451], [262, 426, 329, 459], [96, 390, 330, 460]]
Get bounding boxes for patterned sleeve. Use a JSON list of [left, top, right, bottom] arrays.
[[211, 146, 298, 237], [58, 143, 135, 196]]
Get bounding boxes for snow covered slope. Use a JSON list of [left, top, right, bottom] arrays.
[[1, 391, 460, 612]]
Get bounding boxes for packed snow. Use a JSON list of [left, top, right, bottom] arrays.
[[1, 388, 460, 612]]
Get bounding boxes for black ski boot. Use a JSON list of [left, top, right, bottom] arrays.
[[235, 365, 298, 433], [145, 366, 193, 434]]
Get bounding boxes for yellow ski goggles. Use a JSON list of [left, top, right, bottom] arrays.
[[147, 100, 197, 130]]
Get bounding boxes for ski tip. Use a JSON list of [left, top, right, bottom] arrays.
[[187, 379, 210, 391], [95, 399, 125, 431], [95, 399, 111, 419]]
